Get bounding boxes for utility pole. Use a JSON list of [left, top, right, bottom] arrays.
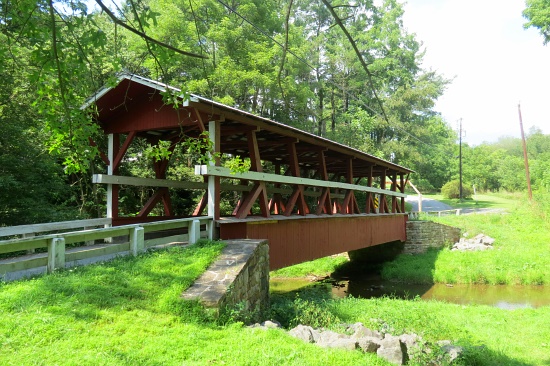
[[458, 118, 463, 201], [518, 103, 533, 201]]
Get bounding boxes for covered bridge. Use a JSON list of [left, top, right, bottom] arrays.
[[88, 74, 412, 269]]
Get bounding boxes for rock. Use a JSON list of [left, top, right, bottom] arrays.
[[399, 333, 421, 354], [248, 320, 282, 330], [377, 334, 407, 365], [452, 234, 495, 251], [348, 322, 383, 340], [437, 341, 464, 363], [289, 325, 316, 343], [356, 337, 381, 353], [316, 330, 357, 350], [260, 320, 281, 329]]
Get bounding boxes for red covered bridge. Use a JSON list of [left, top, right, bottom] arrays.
[[88, 74, 412, 270]]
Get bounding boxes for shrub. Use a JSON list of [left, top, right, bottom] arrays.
[[441, 180, 473, 199]]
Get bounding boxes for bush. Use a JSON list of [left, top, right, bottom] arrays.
[[441, 180, 473, 199]]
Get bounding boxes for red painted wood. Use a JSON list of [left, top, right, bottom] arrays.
[[219, 222, 248, 239], [219, 215, 407, 270], [102, 94, 199, 134], [113, 131, 136, 172], [193, 194, 207, 216], [138, 188, 168, 217]]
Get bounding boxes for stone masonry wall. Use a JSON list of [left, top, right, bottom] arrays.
[[182, 239, 270, 321], [404, 221, 461, 254]]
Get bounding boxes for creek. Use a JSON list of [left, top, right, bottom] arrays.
[[271, 274, 550, 309]]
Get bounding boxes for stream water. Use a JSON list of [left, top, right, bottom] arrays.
[[271, 274, 550, 309]]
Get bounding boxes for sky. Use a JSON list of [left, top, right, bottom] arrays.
[[400, 0, 550, 145]]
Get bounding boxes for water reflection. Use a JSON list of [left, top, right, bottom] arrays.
[[271, 275, 550, 309]]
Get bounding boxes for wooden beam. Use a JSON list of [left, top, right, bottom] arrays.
[[106, 133, 120, 220], [316, 150, 333, 215], [208, 121, 221, 222], [235, 183, 267, 219], [193, 193, 207, 216], [341, 158, 359, 214], [366, 166, 376, 213], [0, 218, 112, 237], [93, 174, 206, 190], [196, 165, 407, 198], [92, 174, 345, 199], [247, 130, 270, 217], [138, 188, 168, 217], [113, 131, 136, 172], [187, 101, 413, 175], [284, 142, 308, 216]]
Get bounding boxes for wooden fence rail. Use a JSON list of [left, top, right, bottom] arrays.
[[0, 218, 112, 238], [0, 217, 213, 281]]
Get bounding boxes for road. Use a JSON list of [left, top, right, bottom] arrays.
[[405, 195, 506, 215], [405, 195, 453, 212]]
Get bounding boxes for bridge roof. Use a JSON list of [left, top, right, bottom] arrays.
[[87, 73, 412, 177]]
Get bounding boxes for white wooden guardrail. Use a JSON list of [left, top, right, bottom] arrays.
[[0, 217, 212, 281]]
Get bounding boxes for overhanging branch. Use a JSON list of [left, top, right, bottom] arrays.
[[95, 0, 208, 59], [321, 0, 390, 124]]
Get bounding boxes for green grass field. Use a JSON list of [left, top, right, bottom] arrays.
[[384, 192, 550, 285], [2, 193, 549, 365], [0, 242, 392, 366]]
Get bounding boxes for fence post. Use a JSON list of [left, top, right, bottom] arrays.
[[188, 219, 201, 244], [130, 226, 145, 256], [47, 237, 66, 273], [24, 233, 35, 254], [84, 227, 94, 246]]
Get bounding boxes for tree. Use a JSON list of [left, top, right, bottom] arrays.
[[0, 33, 78, 225], [524, 0, 550, 44], [1, 0, 457, 223]]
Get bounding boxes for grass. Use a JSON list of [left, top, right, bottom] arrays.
[[383, 191, 550, 285], [0, 241, 392, 366], [271, 282, 550, 366], [3, 192, 549, 365], [329, 296, 550, 366], [271, 254, 349, 278]]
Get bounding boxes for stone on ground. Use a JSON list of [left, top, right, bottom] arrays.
[[289, 325, 316, 343], [377, 334, 407, 365], [316, 330, 357, 350]]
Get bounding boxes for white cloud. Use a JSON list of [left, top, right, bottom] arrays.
[[402, 0, 550, 144]]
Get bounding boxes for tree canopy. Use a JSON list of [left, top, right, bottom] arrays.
[[1, 0, 452, 170], [524, 0, 550, 44], [3, 0, 548, 225]]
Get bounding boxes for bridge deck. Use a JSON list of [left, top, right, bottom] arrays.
[[219, 214, 407, 270]]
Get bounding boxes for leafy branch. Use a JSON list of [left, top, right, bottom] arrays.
[[94, 0, 208, 59]]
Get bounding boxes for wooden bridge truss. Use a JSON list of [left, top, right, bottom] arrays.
[[88, 74, 413, 269]]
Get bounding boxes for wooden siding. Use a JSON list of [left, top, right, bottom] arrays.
[[219, 214, 407, 270], [101, 94, 200, 134]]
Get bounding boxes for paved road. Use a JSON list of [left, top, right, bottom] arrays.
[[405, 195, 453, 212], [405, 195, 506, 215]]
